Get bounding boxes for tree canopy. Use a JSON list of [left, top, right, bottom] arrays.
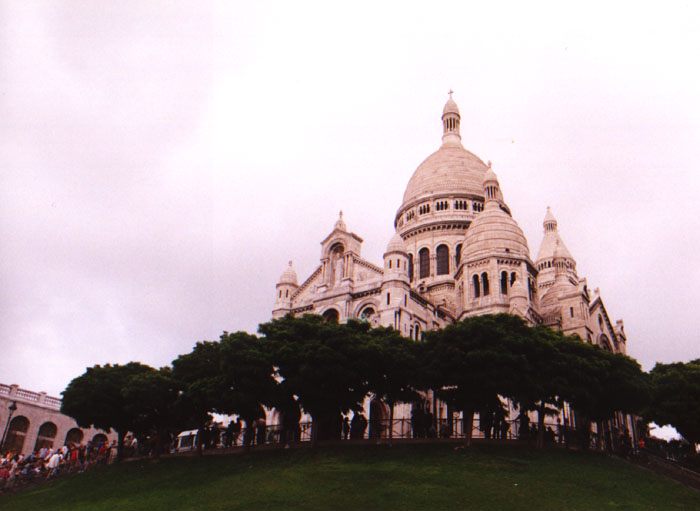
[[646, 359, 700, 445], [59, 313, 661, 456], [61, 362, 153, 460]]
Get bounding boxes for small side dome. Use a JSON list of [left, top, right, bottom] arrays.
[[543, 206, 557, 231], [279, 261, 298, 286], [443, 96, 460, 116], [483, 165, 498, 185], [385, 233, 407, 254], [553, 240, 566, 261], [510, 278, 528, 299]]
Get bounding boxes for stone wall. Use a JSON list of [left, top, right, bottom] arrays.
[[0, 383, 117, 455]]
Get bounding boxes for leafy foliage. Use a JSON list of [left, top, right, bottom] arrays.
[[61, 362, 154, 459], [647, 360, 700, 445]]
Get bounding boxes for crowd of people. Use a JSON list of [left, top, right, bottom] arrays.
[[0, 440, 116, 493]]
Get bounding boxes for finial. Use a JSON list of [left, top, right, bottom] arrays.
[[288, 260, 293, 267], [448, 89, 454, 99], [487, 160, 492, 168], [334, 210, 347, 231]]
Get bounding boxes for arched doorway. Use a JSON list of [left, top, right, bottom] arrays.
[[5, 416, 30, 453], [64, 427, 84, 446], [92, 433, 108, 446], [322, 308, 339, 323], [33, 422, 58, 451], [369, 399, 390, 439]]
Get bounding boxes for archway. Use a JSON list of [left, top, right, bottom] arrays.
[[92, 433, 108, 446], [322, 308, 339, 323], [5, 416, 29, 453], [33, 421, 58, 451], [328, 243, 345, 287], [358, 305, 375, 323], [369, 399, 390, 439], [64, 427, 84, 446]]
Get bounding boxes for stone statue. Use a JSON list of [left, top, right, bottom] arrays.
[[336, 256, 345, 284]]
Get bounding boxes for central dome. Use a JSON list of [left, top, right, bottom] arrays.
[[400, 94, 489, 209], [402, 145, 489, 205]]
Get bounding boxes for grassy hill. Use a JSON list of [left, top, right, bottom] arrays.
[[3, 444, 699, 510]]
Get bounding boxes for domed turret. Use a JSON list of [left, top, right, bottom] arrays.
[[535, 207, 577, 285], [385, 233, 407, 255], [279, 260, 298, 286], [462, 168, 530, 261], [383, 234, 409, 283], [272, 261, 299, 319], [508, 277, 529, 317]]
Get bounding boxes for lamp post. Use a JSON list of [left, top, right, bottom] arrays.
[[1, 401, 18, 453]]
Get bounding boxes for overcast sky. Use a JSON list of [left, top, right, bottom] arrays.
[[2, 1, 699, 397]]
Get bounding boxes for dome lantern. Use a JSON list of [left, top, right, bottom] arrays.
[[483, 163, 500, 207], [544, 206, 557, 233], [441, 90, 462, 147]]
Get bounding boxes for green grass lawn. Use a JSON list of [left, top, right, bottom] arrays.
[[3, 444, 699, 511]]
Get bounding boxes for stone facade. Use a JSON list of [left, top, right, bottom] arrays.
[[0, 383, 117, 456], [273, 94, 626, 356]]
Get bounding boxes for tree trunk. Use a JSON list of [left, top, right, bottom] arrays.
[[196, 422, 204, 456], [389, 402, 394, 444], [537, 404, 545, 449], [311, 418, 317, 448], [464, 409, 474, 446], [116, 430, 124, 462], [153, 431, 161, 459]]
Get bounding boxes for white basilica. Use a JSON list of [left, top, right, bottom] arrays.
[[273, 94, 626, 356]]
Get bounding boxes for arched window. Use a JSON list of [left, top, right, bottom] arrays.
[[500, 271, 508, 295], [510, 272, 516, 286], [359, 306, 375, 322], [414, 324, 421, 341], [481, 272, 489, 295], [455, 244, 462, 266], [322, 309, 339, 323], [64, 428, 84, 446], [436, 245, 449, 275], [5, 416, 30, 454], [92, 433, 108, 446], [34, 422, 58, 451], [599, 334, 613, 351], [419, 248, 430, 279], [472, 275, 480, 298], [408, 254, 414, 281]]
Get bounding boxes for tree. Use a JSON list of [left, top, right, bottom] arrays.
[[259, 315, 369, 445], [423, 315, 526, 446], [61, 362, 153, 461], [508, 325, 568, 448], [172, 341, 225, 455], [647, 359, 700, 446], [218, 331, 278, 450], [122, 366, 181, 458], [363, 326, 420, 441], [551, 336, 649, 450]]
